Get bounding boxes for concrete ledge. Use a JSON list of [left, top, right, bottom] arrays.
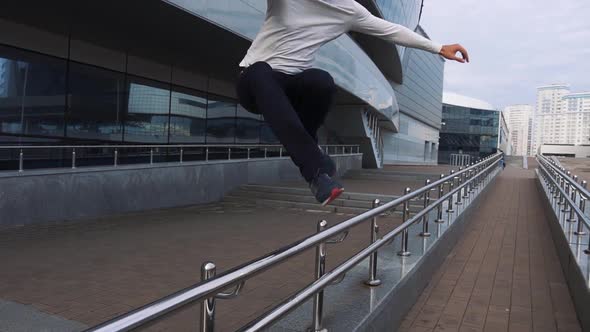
[[535, 174, 590, 331], [0, 155, 362, 228]]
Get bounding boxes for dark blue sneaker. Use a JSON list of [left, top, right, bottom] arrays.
[[320, 152, 337, 177], [310, 173, 344, 206]]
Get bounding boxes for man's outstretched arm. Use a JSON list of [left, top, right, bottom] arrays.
[[350, 3, 469, 63]]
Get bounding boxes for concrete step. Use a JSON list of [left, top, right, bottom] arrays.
[[343, 171, 437, 182], [222, 196, 374, 215]]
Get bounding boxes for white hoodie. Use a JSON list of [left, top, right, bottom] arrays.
[[239, 0, 443, 74]]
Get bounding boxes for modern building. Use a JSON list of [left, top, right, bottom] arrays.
[[533, 84, 590, 153], [503, 104, 533, 156], [0, 0, 443, 169], [438, 92, 509, 164]]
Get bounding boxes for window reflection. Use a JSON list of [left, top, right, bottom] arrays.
[[0, 45, 66, 137], [207, 95, 236, 144], [236, 104, 260, 144], [170, 87, 207, 143], [124, 78, 170, 143], [67, 62, 124, 141]]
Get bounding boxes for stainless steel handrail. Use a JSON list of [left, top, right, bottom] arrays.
[[538, 155, 590, 202], [538, 156, 590, 230], [0, 144, 359, 150], [87, 153, 503, 332], [2, 144, 361, 173], [240, 157, 502, 331]]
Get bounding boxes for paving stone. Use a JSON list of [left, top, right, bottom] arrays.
[[402, 165, 582, 332]]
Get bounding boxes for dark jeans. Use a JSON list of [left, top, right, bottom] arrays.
[[236, 62, 336, 182]]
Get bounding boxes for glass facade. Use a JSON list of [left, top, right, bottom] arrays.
[[0, 44, 277, 145], [438, 104, 500, 164]]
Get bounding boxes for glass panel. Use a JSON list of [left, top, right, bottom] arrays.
[[124, 77, 170, 143], [206, 94, 235, 144], [0, 45, 66, 137], [235, 104, 260, 144], [67, 62, 125, 142], [169, 86, 207, 143]]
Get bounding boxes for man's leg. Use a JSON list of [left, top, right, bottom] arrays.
[[290, 68, 337, 141], [236, 62, 324, 182]]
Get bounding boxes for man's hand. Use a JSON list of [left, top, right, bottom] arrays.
[[439, 44, 470, 63]]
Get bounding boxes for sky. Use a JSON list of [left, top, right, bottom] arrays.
[[420, 0, 590, 109]]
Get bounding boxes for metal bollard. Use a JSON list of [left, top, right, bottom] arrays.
[[456, 168, 463, 206], [398, 188, 412, 256], [150, 149, 154, 165], [200, 262, 217, 332], [436, 174, 445, 223], [247, 148, 251, 160], [180, 148, 184, 163], [19, 149, 23, 172], [71, 149, 76, 169], [264, 148, 267, 159], [228, 148, 232, 160], [206, 148, 210, 161], [365, 200, 382, 286], [446, 170, 455, 213], [313, 220, 328, 332], [420, 179, 432, 237], [280, 147, 283, 158], [114, 149, 118, 167]]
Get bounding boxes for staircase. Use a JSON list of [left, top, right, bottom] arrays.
[[223, 184, 424, 215]]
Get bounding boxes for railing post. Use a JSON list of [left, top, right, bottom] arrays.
[[180, 148, 184, 163], [446, 170, 455, 213], [228, 148, 231, 160], [264, 148, 267, 159], [114, 149, 118, 167], [150, 149, 154, 165], [247, 148, 251, 160], [312, 220, 328, 332], [463, 170, 471, 198], [200, 262, 216, 332], [436, 174, 445, 223], [420, 179, 431, 237], [575, 181, 587, 236], [365, 200, 382, 286], [456, 168, 463, 206], [206, 148, 210, 161], [398, 187, 412, 256], [71, 149, 76, 169], [562, 181, 571, 212], [18, 149, 23, 172], [568, 184, 577, 222], [280, 147, 283, 158]]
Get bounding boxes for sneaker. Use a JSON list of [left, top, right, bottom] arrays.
[[310, 173, 344, 206], [319, 149, 337, 177]]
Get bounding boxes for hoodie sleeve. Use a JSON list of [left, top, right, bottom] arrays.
[[349, 2, 442, 54]]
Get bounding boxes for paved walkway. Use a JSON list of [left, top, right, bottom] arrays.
[[400, 164, 582, 332]]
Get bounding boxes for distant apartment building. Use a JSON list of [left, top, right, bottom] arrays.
[[503, 104, 533, 156], [533, 84, 590, 153]]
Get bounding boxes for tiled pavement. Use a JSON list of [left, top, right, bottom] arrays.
[[0, 176, 411, 331], [400, 163, 582, 332]]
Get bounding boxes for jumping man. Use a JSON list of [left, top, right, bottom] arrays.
[[237, 0, 469, 206]]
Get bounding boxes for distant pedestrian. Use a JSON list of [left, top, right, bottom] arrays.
[[237, 0, 469, 205]]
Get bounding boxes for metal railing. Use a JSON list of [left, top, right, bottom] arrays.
[[87, 153, 503, 332], [537, 155, 590, 253], [449, 153, 471, 167], [0, 144, 360, 174]]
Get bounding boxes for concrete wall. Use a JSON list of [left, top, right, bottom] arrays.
[[539, 144, 590, 158], [0, 155, 362, 228]]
